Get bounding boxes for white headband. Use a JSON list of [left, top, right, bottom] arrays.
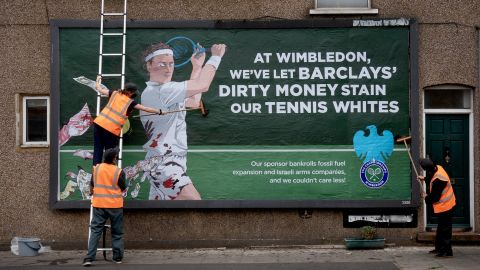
[[144, 49, 174, 62]]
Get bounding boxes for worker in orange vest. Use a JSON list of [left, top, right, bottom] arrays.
[[93, 75, 161, 165], [418, 158, 456, 257], [83, 147, 126, 266]]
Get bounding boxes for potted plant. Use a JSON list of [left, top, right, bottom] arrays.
[[344, 226, 385, 249]]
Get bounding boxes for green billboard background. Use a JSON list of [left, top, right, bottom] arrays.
[[56, 25, 412, 205]]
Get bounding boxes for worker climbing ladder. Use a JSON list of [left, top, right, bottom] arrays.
[[88, 0, 128, 260]]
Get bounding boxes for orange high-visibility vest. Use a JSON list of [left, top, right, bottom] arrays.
[[429, 165, 456, 213], [92, 163, 123, 208], [94, 91, 133, 136]]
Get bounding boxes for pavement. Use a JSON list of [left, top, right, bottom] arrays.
[[1, 245, 480, 270]]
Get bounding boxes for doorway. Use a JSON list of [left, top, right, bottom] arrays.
[[425, 114, 470, 228]]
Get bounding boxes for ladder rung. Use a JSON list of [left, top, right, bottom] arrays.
[[102, 53, 123, 56], [101, 74, 123, 77], [103, 33, 124, 36], [103, 12, 125, 16], [97, 248, 112, 251]]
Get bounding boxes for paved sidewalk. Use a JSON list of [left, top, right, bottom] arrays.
[[1, 245, 479, 269]]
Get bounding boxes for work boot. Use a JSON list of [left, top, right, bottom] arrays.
[[436, 251, 453, 257], [82, 258, 92, 267], [428, 249, 439, 254]]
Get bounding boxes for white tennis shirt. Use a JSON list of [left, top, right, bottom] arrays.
[[140, 81, 188, 158]]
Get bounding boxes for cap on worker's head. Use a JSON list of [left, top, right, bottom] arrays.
[[419, 158, 435, 171], [103, 147, 119, 163]]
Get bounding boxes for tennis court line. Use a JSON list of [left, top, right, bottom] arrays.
[[60, 148, 408, 153]]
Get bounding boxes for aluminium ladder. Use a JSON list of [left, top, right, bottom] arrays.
[[89, 0, 128, 261], [97, 0, 128, 169]]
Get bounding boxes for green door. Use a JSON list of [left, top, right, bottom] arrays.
[[425, 114, 470, 228]]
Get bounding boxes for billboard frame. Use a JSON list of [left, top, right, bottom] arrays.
[[49, 18, 420, 209]]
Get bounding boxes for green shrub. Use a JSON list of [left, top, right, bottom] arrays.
[[360, 226, 377, 240]]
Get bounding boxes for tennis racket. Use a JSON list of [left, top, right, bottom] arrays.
[[166, 36, 210, 68]]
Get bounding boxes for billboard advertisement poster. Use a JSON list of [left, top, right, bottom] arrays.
[[50, 20, 417, 208]]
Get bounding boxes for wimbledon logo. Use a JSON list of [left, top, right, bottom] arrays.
[[360, 159, 389, 188]]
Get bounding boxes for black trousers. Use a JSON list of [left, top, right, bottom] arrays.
[[435, 208, 453, 254], [93, 124, 119, 166]]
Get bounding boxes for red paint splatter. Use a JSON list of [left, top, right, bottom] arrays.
[[163, 178, 174, 188], [150, 140, 158, 148], [149, 133, 162, 148]]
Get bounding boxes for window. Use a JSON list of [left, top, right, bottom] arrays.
[[310, 0, 378, 15], [424, 87, 471, 109], [21, 96, 50, 147]]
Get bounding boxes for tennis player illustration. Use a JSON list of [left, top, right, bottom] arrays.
[[137, 40, 226, 200]]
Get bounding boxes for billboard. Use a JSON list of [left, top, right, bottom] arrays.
[[50, 19, 419, 209]]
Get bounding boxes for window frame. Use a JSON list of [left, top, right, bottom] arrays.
[[21, 95, 50, 147], [310, 0, 379, 15], [424, 85, 472, 110]]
